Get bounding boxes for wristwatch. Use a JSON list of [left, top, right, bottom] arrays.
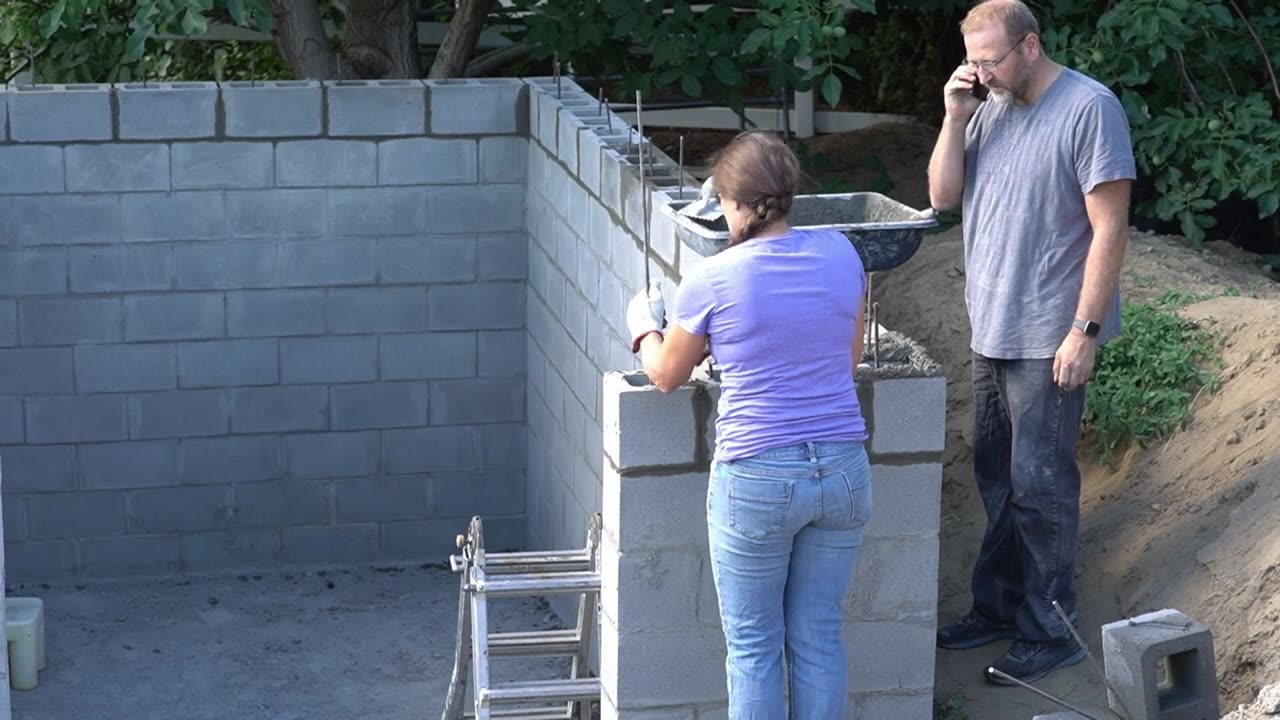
[[1072, 318, 1100, 338]]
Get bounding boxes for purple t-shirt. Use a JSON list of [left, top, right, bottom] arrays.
[[671, 227, 869, 461]]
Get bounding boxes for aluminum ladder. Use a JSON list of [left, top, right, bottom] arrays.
[[441, 513, 603, 720]]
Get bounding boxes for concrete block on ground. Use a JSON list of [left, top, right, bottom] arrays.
[[221, 81, 323, 137], [116, 82, 217, 139], [427, 79, 523, 135], [870, 377, 947, 455], [602, 372, 704, 471], [479, 137, 526, 184], [378, 138, 477, 185], [8, 194, 121, 246], [81, 535, 181, 577], [1101, 608, 1218, 720], [283, 525, 379, 566], [844, 621, 936, 693], [172, 142, 274, 189], [66, 144, 169, 192], [275, 140, 376, 187], [0, 146, 64, 194], [7, 85, 112, 142], [182, 529, 282, 572], [325, 80, 426, 136], [856, 692, 934, 720], [278, 238, 377, 287]]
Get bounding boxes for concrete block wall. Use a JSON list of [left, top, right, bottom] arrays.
[[0, 79, 531, 582], [601, 368, 945, 720]]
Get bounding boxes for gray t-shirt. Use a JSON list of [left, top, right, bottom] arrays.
[[962, 67, 1136, 359]]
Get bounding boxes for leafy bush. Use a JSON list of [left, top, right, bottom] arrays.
[[1084, 290, 1226, 464]]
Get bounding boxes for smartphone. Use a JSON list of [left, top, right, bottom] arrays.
[[971, 78, 989, 101]]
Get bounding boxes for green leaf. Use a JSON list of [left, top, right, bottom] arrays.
[[125, 25, 149, 62], [181, 9, 207, 36], [227, 0, 247, 26], [1207, 3, 1234, 26], [1259, 192, 1279, 218], [680, 74, 703, 98], [711, 55, 739, 86], [741, 27, 770, 54], [38, 0, 66, 38], [821, 72, 842, 108]]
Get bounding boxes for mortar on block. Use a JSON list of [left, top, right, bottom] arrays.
[[661, 191, 938, 273]]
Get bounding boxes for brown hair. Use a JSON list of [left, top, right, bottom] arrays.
[[960, 0, 1040, 43], [711, 130, 800, 245]]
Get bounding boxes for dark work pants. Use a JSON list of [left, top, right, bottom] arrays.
[[969, 353, 1087, 643]]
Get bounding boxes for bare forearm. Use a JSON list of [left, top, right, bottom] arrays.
[[1075, 225, 1128, 324], [928, 116, 968, 211]]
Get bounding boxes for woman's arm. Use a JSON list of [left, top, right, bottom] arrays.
[[639, 324, 708, 393], [852, 277, 867, 379]]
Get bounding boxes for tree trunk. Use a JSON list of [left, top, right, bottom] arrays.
[[269, 0, 337, 80], [428, 0, 495, 79], [342, 0, 421, 79]]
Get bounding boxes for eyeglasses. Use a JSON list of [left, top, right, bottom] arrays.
[[965, 34, 1029, 72]]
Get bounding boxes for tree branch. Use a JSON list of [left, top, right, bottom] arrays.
[[1225, 0, 1280, 104], [465, 41, 535, 77], [1174, 50, 1203, 106], [428, 0, 495, 79]]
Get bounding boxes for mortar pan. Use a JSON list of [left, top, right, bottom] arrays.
[[661, 191, 938, 272]]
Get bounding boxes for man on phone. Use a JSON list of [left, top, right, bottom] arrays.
[[926, 0, 1136, 686]]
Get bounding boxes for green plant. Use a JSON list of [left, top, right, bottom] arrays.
[[933, 693, 971, 720], [1084, 290, 1226, 464]]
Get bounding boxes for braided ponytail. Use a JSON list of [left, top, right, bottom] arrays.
[[710, 130, 801, 246]]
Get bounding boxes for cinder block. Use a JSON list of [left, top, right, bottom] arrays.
[[117, 82, 217, 139], [1102, 608, 1219, 720], [536, 89, 558, 152], [478, 330, 525, 376], [122, 191, 227, 241], [124, 292, 224, 341], [602, 466, 707, 552], [587, 200, 612, 265], [278, 238, 377, 287], [130, 484, 232, 532], [174, 240, 275, 290], [327, 286, 427, 333], [602, 372, 701, 471], [181, 435, 281, 485], [75, 344, 176, 393], [379, 236, 476, 284], [233, 479, 330, 527], [478, 233, 527, 280], [7, 84, 111, 142], [229, 386, 329, 434], [221, 81, 323, 137], [427, 281, 524, 331], [172, 142, 274, 189], [285, 431, 380, 479], [557, 112, 583, 175], [70, 245, 172, 293], [569, 345, 600, 414], [0, 395, 22, 444], [27, 394, 127, 444], [856, 692, 934, 720], [378, 138, 477, 185], [0, 445, 76, 493], [427, 184, 524, 233], [0, 248, 66, 296], [427, 80, 522, 135], [335, 476, 429, 522], [0, 146, 64, 194], [429, 377, 525, 424], [845, 536, 939, 621], [10, 194, 121, 246], [182, 529, 282, 572], [871, 377, 947, 455], [227, 289, 326, 337], [7, 539, 77, 582], [599, 149, 626, 222], [477, 423, 526, 470], [275, 140, 376, 187], [20, 297, 121, 345], [326, 80, 426, 136], [578, 132, 604, 203], [379, 332, 476, 380], [0, 301, 17, 347], [66, 143, 169, 192], [27, 491, 127, 539], [331, 382, 430, 430], [128, 389, 229, 439], [227, 189, 326, 238], [479, 137, 526, 184], [280, 335, 377, 384], [81, 535, 181, 577], [427, 471, 524, 519], [600, 526, 701, 633], [329, 187, 428, 236], [648, 191, 679, 268], [609, 222, 646, 295], [600, 615, 727, 709], [381, 516, 523, 560], [382, 426, 477, 474], [844, 621, 936, 693], [5, 496, 28, 541], [178, 339, 278, 388], [596, 271, 631, 353], [283, 524, 379, 565], [78, 440, 181, 489], [546, 159, 571, 220], [865, 463, 942, 539]]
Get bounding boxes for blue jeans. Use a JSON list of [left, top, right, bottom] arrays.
[[707, 441, 873, 720], [970, 354, 1087, 643]]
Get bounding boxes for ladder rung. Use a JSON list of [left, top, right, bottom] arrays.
[[463, 707, 572, 720], [490, 629, 580, 657], [483, 678, 600, 704], [452, 550, 592, 575], [476, 571, 601, 597]]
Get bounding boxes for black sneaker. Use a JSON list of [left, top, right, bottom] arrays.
[[984, 639, 1088, 685], [937, 611, 1017, 650]]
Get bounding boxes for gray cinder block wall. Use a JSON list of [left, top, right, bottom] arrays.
[[0, 79, 530, 582]]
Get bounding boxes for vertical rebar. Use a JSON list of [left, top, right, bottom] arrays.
[[250, 54, 257, 88], [26, 44, 36, 89], [597, 88, 604, 116], [635, 90, 652, 291], [605, 98, 612, 132], [554, 53, 561, 98]]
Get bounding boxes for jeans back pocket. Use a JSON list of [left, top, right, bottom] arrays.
[[726, 475, 793, 540]]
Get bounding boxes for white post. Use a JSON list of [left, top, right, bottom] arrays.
[[795, 57, 816, 139]]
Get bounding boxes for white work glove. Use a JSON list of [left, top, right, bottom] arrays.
[[626, 281, 667, 353]]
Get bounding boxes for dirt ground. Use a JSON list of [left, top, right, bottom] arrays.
[[7, 566, 569, 720]]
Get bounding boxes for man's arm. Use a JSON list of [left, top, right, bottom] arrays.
[[1076, 179, 1131, 325], [928, 64, 983, 210]]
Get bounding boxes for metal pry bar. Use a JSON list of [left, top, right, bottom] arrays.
[[1053, 601, 1133, 720], [985, 667, 1110, 720]]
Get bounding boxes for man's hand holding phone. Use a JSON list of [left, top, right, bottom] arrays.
[[944, 64, 985, 120]]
